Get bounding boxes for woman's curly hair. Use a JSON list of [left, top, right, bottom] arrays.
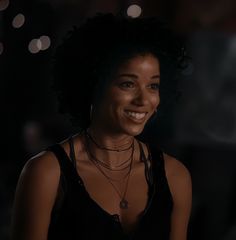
[[52, 13, 187, 130]]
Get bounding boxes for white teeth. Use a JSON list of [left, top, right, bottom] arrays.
[[126, 111, 146, 120]]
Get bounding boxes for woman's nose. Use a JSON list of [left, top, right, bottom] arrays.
[[132, 89, 149, 106]]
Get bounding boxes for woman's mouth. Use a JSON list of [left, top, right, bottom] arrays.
[[124, 111, 147, 122]]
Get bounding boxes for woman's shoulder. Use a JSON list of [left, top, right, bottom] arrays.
[[24, 131, 84, 171], [12, 148, 65, 240], [20, 149, 61, 186], [14, 133, 84, 202], [162, 152, 191, 179], [144, 141, 189, 175], [145, 141, 192, 194], [21, 131, 80, 182], [162, 152, 192, 206]]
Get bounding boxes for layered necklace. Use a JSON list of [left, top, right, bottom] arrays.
[[86, 130, 134, 153], [84, 130, 134, 209]]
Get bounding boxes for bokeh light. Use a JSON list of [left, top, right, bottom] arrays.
[[127, 4, 142, 18], [39, 35, 51, 51], [0, 0, 9, 11], [28, 39, 41, 54], [28, 36, 51, 54], [12, 13, 25, 28], [0, 42, 4, 55], [36, 39, 42, 50]]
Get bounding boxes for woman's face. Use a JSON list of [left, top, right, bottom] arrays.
[[92, 54, 160, 136]]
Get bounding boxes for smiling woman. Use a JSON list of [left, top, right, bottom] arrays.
[[92, 54, 160, 137], [11, 13, 191, 240]]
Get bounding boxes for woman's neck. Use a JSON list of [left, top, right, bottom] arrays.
[[88, 127, 133, 149], [84, 127, 135, 168]]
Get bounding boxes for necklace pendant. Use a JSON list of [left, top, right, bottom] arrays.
[[120, 199, 128, 209]]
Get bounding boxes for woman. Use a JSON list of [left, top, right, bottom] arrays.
[[11, 13, 192, 240]]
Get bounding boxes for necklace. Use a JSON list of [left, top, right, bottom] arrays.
[[86, 129, 133, 152], [86, 139, 134, 181], [85, 130, 134, 171], [85, 135, 134, 209], [87, 141, 134, 172]]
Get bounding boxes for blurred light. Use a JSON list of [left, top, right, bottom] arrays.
[[36, 39, 42, 50], [12, 13, 25, 28], [28, 39, 41, 54], [22, 121, 44, 155], [0, 0, 9, 11], [127, 4, 142, 18], [0, 42, 3, 55], [39, 35, 51, 50], [28, 35, 51, 54]]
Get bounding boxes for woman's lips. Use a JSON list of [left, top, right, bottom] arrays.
[[124, 110, 147, 122]]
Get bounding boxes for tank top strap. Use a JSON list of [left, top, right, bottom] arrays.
[[148, 144, 164, 165], [147, 144, 173, 205], [137, 141, 154, 187], [47, 142, 85, 223], [47, 143, 80, 184], [146, 143, 165, 183]]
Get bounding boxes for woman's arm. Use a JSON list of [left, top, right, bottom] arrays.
[[164, 153, 192, 240], [11, 151, 60, 240]]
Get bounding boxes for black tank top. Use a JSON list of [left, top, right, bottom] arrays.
[[47, 139, 173, 240]]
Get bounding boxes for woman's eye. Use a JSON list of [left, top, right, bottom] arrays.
[[149, 83, 160, 90], [119, 81, 134, 88]]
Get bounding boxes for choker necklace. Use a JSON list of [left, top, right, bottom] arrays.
[[85, 135, 134, 209], [86, 130, 134, 152], [85, 131, 134, 171]]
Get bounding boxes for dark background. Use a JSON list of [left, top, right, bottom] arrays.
[[1, 0, 236, 239]]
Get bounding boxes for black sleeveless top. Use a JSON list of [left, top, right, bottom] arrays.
[[47, 139, 173, 240]]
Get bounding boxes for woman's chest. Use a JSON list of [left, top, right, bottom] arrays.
[[77, 161, 150, 233]]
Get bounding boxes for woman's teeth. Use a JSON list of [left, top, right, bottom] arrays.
[[126, 111, 146, 120]]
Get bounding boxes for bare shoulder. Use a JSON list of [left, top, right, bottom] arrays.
[[14, 150, 61, 205], [20, 150, 60, 183], [11, 150, 62, 240], [20, 132, 84, 180], [162, 152, 192, 206], [162, 154, 192, 240], [14, 149, 62, 208], [163, 152, 191, 181]]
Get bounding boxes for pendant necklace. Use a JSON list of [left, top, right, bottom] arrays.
[[85, 134, 134, 209]]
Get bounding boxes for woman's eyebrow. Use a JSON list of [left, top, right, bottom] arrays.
[[117, 73, 138, 79], [117, 73, 160, 79], [151, 75, 160, 79]]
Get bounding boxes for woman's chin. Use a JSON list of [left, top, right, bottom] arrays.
[[123, 125, 145, 137]]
